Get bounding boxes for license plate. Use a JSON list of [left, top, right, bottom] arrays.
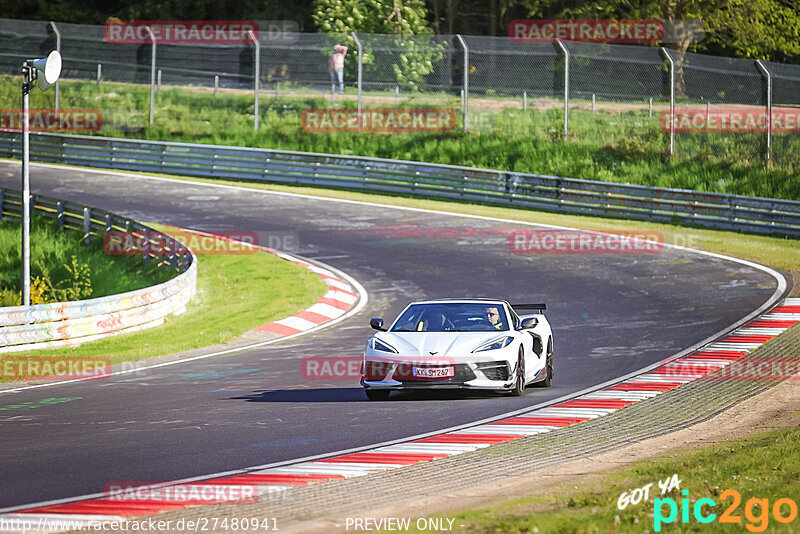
[[412, 366, 454, 378]]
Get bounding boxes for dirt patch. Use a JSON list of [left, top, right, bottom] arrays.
[[790, 271, 800, 297], [282, 378, 800, 533]]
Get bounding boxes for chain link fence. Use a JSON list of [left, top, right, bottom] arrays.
[[1, 18, 798, 171]]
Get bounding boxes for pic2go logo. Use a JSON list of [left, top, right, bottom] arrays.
[[618, 474, 681, 510], [654, 489, 799, 532]]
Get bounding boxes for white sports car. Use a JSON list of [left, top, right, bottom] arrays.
[[361, 298, 554, 400]]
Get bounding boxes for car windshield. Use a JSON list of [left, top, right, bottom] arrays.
[[391, 302, 509, 332]]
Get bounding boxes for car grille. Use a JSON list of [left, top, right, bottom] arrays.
[[364, 362, 481, 384], [475, 362, 510, 381]]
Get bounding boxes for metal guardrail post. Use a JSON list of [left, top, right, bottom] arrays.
[[83, 207, 91, 244], [248, 30, 260, 132], [352, 32, 363, 130], [556, 40, 569, 141], [660, 47, 675, 157], [57, 201, 64, 230], [49, 21, 61, 114], [755, 60, 772, 164], [456, 35, 468, 132], [144, 26, 156, 125]]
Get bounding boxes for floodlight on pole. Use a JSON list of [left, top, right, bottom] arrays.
[[21, 50, 61, 307]]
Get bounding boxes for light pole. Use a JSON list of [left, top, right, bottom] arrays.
[[21, 50, 61, 307]]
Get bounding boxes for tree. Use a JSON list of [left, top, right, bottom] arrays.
[[312, 0, 446, 89], [703, 0, 800, 62], [517, 0, 800, 66]]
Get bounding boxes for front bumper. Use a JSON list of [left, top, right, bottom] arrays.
[[361, 359, 515, 390]]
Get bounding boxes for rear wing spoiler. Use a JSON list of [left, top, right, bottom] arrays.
[[511, 303, 547, 313]]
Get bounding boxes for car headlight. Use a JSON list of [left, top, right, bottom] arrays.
[[472, 336, 515, 353], [370, 337, 398, 353]]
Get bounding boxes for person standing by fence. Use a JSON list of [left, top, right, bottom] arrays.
[[329, 44, 348, 93]]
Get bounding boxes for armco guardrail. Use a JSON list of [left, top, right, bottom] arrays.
[[1, 132, 799, 236], [0, 187, 196, 353]]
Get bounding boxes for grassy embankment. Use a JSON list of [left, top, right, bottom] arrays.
[[405, 424, 800, 533], [5, 75, 798, 201]]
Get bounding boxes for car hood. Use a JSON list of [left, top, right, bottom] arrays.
[[370, 331, 511, 359]]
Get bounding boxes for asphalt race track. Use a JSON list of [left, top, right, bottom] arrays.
[[0, 162, 786, 509]]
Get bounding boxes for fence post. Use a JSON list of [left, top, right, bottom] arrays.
[[456, 34, 468, 132], [556, 39, 569, 141], [352, 32, 363, 130], [83, 207, 91, 245], [660, 47, 675, 157], [523, 90, 527, 111], [649, 97, 653, 119], [214, 75, 219, 97], [592, 93, 595, 114], [395, 85, 399, 105], [144, 26, 156, 125], [157, 69, 161, 96], [0, 190, 3, 221], [248, 30, 260, 132], [97, 64, 102, 85], [49, 21, 61, 114], [755, 60, 772, 165], [57, 201, 64, 230]]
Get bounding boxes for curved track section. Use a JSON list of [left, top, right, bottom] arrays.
[[0, 162, 787, 509]]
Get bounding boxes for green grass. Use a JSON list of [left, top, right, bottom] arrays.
[[15, 224, 329, 366], [400, 425, 800, 533], [0, 214, 175, 298], [8, 75, 799, 201]]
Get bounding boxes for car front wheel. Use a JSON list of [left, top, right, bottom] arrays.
[[508, 348, 526, 397]]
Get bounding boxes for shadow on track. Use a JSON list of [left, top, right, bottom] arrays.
[[230, 387, 506, 403]]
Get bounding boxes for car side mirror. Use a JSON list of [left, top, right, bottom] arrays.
[[370, 318, 386, 331], [520, 317, 538, 330]]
